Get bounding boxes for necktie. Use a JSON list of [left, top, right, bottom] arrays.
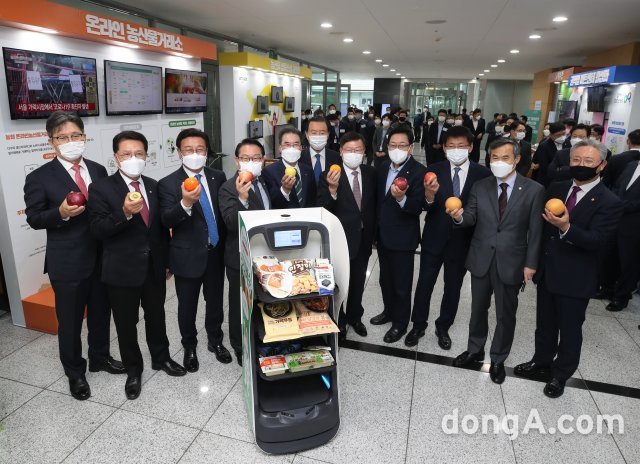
[[195, 174, 219, 246], [452, 167, 461, 198], [130, 180, 149, 227], [498, 182, 508, 219], [351, 170, 362, 210], [565, 186, 581, 213], [313, 154, 322, 183], [71, 164, 89, 200], [251, 179, 264, 208], [294, 171, 304, 205]]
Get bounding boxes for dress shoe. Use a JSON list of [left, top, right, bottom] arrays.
[[404, 325, 426, 347], [383, 326, 406, 343], [489, 362, 506, 384], [69, 376, 91, 401], [350, 321, 368, 337], [125, 375, 141, 400], [514, 360, 549, 378], [234, 349, 243, 367], [183, 348, 199, 373], [89, 355, 126, 374], [435, 328, 452, 350], [453, 350, 485, 367], [152, 358, 187, 376], [606, 300, 628, 312], [208, 343, 233, 364], [370, 312, 392, 325], [543, 378, 565, 398]]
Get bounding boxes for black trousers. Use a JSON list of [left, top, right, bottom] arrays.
[[174, 246, 225, 348], [378, 245, 415, 330], [533, 281, 589, 381], [50, 264, 112, 379], [470, 140, 481, 163], [226, 266, 242, 353], [414, 126, 422, 143], [613, 233, 640, 302], [107, 262, 170, 376], [411, 245, 467, 332], [340, 238, 371, 326]]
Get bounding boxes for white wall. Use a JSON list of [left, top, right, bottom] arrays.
[[482, 79, 533, 117], [0, 26, 204, 325]]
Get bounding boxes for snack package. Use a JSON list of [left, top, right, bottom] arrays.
[[283, 259, 319, 295], [285, 349, 335, 373], [313, 259, 335, 296], [253, 256, 282, 274], [295, 301, 340, 337], [259, 355, 287, 376], [253, 256, 292, 298], [260, 303, 302, 342]]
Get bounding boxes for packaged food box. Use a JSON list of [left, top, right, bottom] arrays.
[[259, 355, 287, 376], [285, 350, 335, 373]]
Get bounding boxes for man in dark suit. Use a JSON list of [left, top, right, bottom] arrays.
[[532, 122, 566, 186], [88, 131, 186, 400], [484, 119, 508, 167], [407, 126, 492, 348], [342, 108, 357, 132], [391, 109, 412, 131], [547, 124, 591, 184], [508, 122, 532, 175], [520, 115, 533, 143], [24, 111, 124, 401], [601, 129, 640, 188], [318, 131, 377, 340], [369, 127, 428, 343], [427, 109, 451, 165], [413, 109, 424, 143], [364, 111, 378, 165], [448, 138, 545, 384], [263, 127, 316, 209], [327, 113, 341, 152], [463, 108, 485, 163], [515, 140, 622, 398], [158, 128, 230, 372], [219, 139, 272, 365], [372, 113, 393, 168], [299, 116, 342, 185]]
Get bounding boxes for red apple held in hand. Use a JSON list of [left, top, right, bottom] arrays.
[[238, 171, 254, 184], [424, 172, 437, 183], [393, 176, 409, 191], [66, 191, 86, 207]]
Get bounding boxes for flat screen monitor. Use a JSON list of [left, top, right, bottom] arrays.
[[2, 47, 99, 120], [248, 120, 263, 139], [104, 60, 162, 115], [587, 86, 606, 112], [165, 68, 207, 114]]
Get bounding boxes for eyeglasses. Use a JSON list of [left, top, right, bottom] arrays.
[[117, 151, 146, 160], [180, 148, 207, 156], [445, 145, 470, 150], [343, 149, 365, 154], [281, 142, 302, 149], [387, 143, 411, 150], [51, 133, 85, 143], [238, 156, 263, 162]]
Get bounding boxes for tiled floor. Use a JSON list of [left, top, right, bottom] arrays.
[[2, 147, 640, 463]]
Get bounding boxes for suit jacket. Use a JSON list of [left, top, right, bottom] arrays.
[[524, 124, 533, 143], [24, 157, 107, 281], [299, 148, 342, 179], [157, 166, 227, 279], [613, 161, 640, 237], [317, 163, 377, 259], [428, 122, 452, 147], [459, 173, 545, 285], [88, 173, 169, 287], [546, 148, 571, 184], [516, 140, 532, 176], [422, 161, 492, 256], [263, 159, 317, 209], [376, 156, 428, 251], [463, 118, 485, 139], [536, 180, 622, 298], [372, 126, 390, 153], [328, 125, 340, 152], [219, 173, 271, 270], [532, 137, 559, 186], [602, 149, 640, 188]]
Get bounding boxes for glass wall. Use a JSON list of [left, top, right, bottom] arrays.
[[405, 81, 468, 114]]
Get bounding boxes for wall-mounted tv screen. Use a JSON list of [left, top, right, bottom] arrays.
[[165, 68, 207, 114], [587, 86, 606, 113], [104, 60, 162, 115], [2, 47, 99, 120]]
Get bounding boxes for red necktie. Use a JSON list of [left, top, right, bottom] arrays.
[[130, 181, 150, 227], [565, 186, 581, 213], [71, 164, 89, 200]]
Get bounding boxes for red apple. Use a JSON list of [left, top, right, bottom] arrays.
[[66, 191, 86, 207], [393, 177, 409, 191], [238, 171, 254, 183], [424, 172, 437, 183]]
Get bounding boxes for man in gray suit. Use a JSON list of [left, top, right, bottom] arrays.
[[447, 138, 545, 384]]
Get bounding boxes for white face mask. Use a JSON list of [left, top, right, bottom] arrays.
[[281, 147, 301, 164], [570, 137, 583, 146], [308, 135, 328, 151], [348, 114, 355, 120], [427, 121, 433, 126], [58, 141, 85, 161], [446, 118, 455, 125], [119, 157, 146, 178], [515, 132, 526, 141], [495, 125, 504, 134], [239, 161, 263, 177], [438, 115, 446, 122], [454, 119, 463, 126], [543, 129, 551, 137], [588, 136, 597, 141], [555, 135, 567, 145], [181, 153, 207, 171], [389, 148, 409, 165], [382, 120, 391, 128], [474, 115, 482, 121], [329, 109, 336, 115], [490, 160, 515, 179], [374, 118, 381, 126], [343, 152, 364, 169], [446, 148, 469, 165]]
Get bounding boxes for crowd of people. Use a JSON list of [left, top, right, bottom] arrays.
[[24, 107, 640, 402]]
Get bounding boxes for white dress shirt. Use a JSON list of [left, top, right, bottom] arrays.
[[58, 157, 92, 187], [627, 161, 640, 190], [181, 166, 213, 215], [565, 176, 601, 206], [450, 159, 470, 192], [331, 166, 362, 201], [310, 148, 326, 172], [280, 160, 300, 200]]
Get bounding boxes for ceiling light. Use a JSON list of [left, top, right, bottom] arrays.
[[510, 49, 520, 54], [396, 73, 401, 76], [491, 64, 498, 68], [375, 59, 382, 62], [553, 16, 568, 22], [401, 76, 406, 78], [343, 37, 353, 43], [321, 22, 333, 28], [362, 50, 371, 54], [390, 69, 396, 71], [382, 64, 389, 67], [484, 69, 490, 72], [479, 73, 485, 76], [497, 59, 506, 63], [529, 34, 541, 39]]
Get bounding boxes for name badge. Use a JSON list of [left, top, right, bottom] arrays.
[[361, 124, 367, 129], [340, 129, 345, 133], [442, 128, 448, 132]]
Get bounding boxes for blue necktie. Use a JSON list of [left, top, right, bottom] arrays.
[[195, 174, 219, 247], [452, 167, 461, 197], [313, 154, 322, 183]]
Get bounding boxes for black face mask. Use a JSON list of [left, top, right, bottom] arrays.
[[570, 163, 601, 181], [399, 117, 406, 122]]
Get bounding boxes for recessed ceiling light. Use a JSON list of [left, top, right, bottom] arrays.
[[553, 16, 568, 22], [484, 69, 490, 72], [529, 34, 541, 39], [396, 73, 401, 76], [343, 37, 353, 43], [497, 59, 506, 63], [382, 64, 389, 67], [425, 19, 447, 24], [321, 22, 333, 28], [510, 49, 520, 54], [479, 73, 485, 76], [375, 59, 382, 62], [362, 50, 371, 54], [390, 69, 396, 71], [491, 64, 498, 68], [401, 76, 406, 78]]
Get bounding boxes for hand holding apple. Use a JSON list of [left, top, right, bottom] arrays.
[[235, 174, 252, 201], [423, 172, 439, 201], [59, 195, 86, 219]]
